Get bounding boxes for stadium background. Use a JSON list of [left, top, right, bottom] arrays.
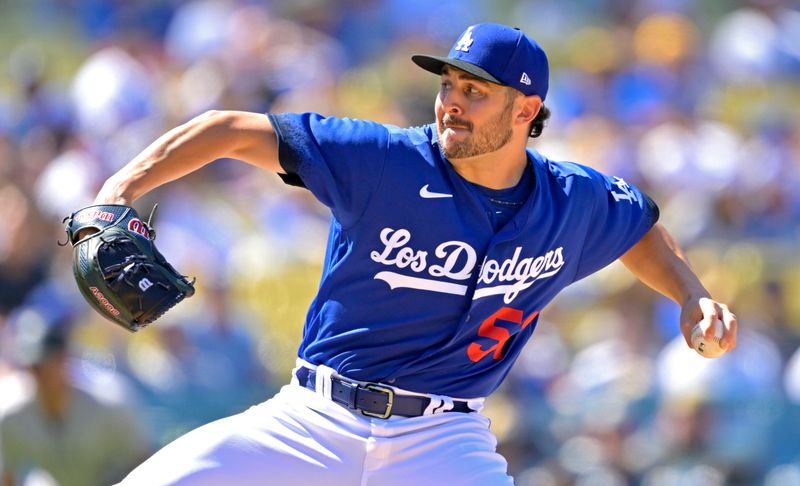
[[0, 0, 799, 484]]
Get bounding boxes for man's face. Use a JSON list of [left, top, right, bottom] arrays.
[[31, 350, 69, 392], [435, 66, 517, 159]]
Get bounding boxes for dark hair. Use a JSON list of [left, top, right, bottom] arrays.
[[529, 104, 550, 138]]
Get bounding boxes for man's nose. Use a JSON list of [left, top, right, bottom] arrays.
[[440, 90, 463, 116]]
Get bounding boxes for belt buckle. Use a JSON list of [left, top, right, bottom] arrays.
[[361, 384, 394, 419]]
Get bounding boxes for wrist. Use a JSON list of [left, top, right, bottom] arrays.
[[679, 288, 711, 308], [94, 177, 134, 206]]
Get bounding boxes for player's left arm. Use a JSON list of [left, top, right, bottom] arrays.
[[619, 222, 738, 351]]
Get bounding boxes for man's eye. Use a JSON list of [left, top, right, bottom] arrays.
[[467, 87, 481, 95]]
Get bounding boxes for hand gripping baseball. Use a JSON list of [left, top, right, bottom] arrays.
[[61, 204, 195, 332], [680, 296, 738, 358]]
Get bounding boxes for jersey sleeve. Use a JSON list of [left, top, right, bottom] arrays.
[[573, 167, 660, 281], [268, 112, 389, 228]]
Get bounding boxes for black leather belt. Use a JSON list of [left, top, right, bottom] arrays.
[[295, 367, 473, 419]]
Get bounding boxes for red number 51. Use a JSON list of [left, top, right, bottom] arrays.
[[467, 307, 539, 363]]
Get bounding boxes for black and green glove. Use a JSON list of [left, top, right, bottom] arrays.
[[62, 204, 195, 332]]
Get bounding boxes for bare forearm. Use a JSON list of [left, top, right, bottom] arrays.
[[96, 110, 278, 205], [620, 223, 710, 305]]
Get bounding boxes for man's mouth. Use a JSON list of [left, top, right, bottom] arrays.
[[441, 116, 472, 132], [442, 121, 472, 132]]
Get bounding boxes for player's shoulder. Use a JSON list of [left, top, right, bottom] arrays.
[[532, 151, 607, 191], [534, 152, 600, 180], [276, 112, 434, 146], [271, 112, 391, 142], [321, 114, 391, 138], [0, 394, 36, 431], [378, 122, 439, 167], [385, 122, 436, 148]]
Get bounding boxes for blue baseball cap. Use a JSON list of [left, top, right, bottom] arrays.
[[11, 308, 72, 367], [412, 23, 550, 101]]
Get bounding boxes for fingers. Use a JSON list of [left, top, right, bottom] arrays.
[[697, 297, 738, 351], [697, 297, 720, 339], [76, 228, 99, 241], [720, 305, 738, 351]]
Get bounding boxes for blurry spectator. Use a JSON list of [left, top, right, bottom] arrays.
[[70, 46, 157, 152], [0, 312, 148, 486], [117, 283, 271, 445], [184, 281, 272, 399], [654, 328, 785, 484], [0, 184, 52, 318]]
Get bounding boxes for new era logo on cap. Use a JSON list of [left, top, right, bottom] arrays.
[[411, 23, 550, 100]]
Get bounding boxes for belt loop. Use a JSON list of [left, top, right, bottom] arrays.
[[423, 396, 441, 415], [290, 362, 303, 386], [315, 365, 336, 400], [292, 358, 317, 386], [423, 395, 454, 415], [466, 398, 485, 413]]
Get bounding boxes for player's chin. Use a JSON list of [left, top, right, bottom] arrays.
[[439, 129, 470, 150], [441, 142, 475, 159], [440, 139, 461, 156]]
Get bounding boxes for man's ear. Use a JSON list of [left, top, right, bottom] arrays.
[[516, 95, 542, 125]]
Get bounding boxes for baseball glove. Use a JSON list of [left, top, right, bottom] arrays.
[[62, 204, 195, 332]]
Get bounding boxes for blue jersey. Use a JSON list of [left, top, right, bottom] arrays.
[[269, 113, 659, 398]]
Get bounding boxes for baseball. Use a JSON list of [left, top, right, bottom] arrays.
[[690, 317, 726, 358]]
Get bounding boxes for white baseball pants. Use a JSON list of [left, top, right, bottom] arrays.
[[117, 372, 514, 485]]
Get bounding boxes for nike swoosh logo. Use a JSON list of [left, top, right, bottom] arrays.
[[419, 184, 453, 199]]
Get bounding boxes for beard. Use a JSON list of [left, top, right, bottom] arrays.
[[437, 102, 514, 159]]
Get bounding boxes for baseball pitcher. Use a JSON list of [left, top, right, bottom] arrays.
[[69, 23, 738, 485]]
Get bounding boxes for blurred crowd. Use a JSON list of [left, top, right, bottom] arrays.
[[0, 0, 799, 485]]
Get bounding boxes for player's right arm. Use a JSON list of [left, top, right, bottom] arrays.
[[95, 110, 280, 205]]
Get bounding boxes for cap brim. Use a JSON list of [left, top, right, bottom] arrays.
[[411, 55, 502, 85]]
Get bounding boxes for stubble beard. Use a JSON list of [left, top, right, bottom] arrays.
[[437, 103, 514, 159]]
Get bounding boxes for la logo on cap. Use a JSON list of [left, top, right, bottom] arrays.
[[455, 26, 475, 52]]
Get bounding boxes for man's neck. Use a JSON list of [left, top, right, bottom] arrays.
[[448, 142, 529, 189], [37, 386, 70, 421]]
